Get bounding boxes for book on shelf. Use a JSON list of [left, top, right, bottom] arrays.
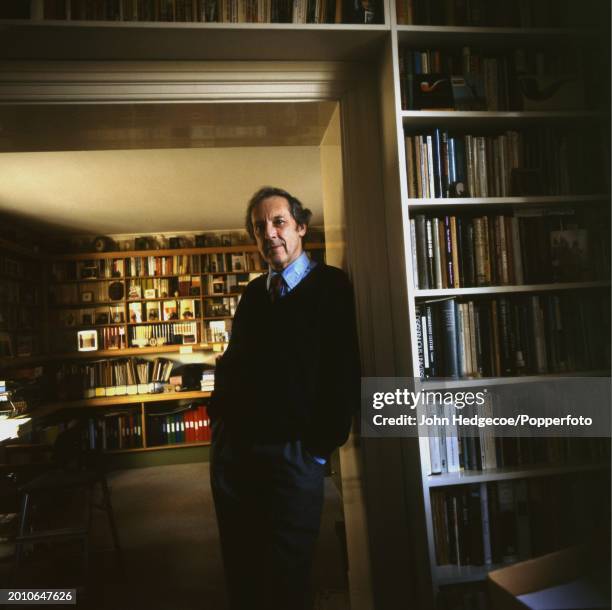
[[404, 128, 605, 199], [145, 301, 161, 321], [410, 208, 608, 289], [414, 293, 610, 379], [146, 403, 211, 447], [129, 321, 200, 346], [86, 410, 143, 451], [162, 299, 178, 321], [395, 0, 600, 28], [430, 469, 608, 569], [55, 356, 176, 399], [425, 412, 610, 475], [398, 46, 588, 112], [28, 0, 375, 23]]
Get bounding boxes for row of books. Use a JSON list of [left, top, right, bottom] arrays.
[[404, 129, 602, 199], [49, 280, 121, 305], [127, 276, 201, 298], [398, 47, 586, 112], [129, 321, 199, 346], [205, 319, 230, 344], [431, 472, 607, 567], [202, 252, 263, 274], [125, 255, 200, 277], [410, 209, 604, 289], [205, 273, 252, 295], [32, 0, 376, 24], [414, 294, 610, 378], [402, 46, 582, 80], [86, 412, 143, 450], [146, 404, 211, 445], [205, 296, 238, 318], [128, 299, 199, 322], [51, 259, 124, 282], [56, 304, 126, 327], [396, 0, 598, 28], [55, 357, 175, 399], [426, 406, 610, 473]]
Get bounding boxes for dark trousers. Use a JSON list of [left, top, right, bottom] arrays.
[[210, 420, 325, 610]]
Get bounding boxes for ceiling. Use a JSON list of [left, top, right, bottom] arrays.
[[0, 101, 337, 235]]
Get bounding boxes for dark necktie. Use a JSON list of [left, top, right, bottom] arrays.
[[269, 273, 285, 303]]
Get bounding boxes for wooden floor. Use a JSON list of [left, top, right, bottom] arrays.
[[0, 462, 350, 609]]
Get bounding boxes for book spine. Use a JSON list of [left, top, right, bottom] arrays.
[[432, 128, 444, 198], [450, 216, 460, 288], [415, 215, 429, 289], [441, 299, 459, 377], [426, 219, 435, 287], [432, 217, 443, 289], [480, 482, 492, 565], [410, 218, 419, 289]]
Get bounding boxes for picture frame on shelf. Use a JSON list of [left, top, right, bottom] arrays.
[[77, 329, 98, 352], [128, 285, 142, 300], [81, 291, 94, 303]]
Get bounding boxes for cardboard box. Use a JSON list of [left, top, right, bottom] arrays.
[[488, 541, 610, 610]]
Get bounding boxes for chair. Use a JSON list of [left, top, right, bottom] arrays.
[[10, 421, 121, 585]]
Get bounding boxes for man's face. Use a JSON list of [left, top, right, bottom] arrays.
[[251, 196, 306, 271]]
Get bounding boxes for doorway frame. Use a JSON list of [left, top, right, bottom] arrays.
[[0, 57, 419, 610]]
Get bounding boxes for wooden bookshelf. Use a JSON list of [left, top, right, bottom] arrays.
[[0, 237, 46, 365], [39, 390, 212, 412], [46, 239, 276, 353], [106, 440, 210, 454]]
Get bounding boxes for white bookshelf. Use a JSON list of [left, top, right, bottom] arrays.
[[414, 280, 611, 297], [387, 2, 611, 606], [425, 462, 610, 489], [408, 194, 609, 210]]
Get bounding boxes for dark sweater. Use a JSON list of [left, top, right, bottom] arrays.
[[209, 263, 361, 457]]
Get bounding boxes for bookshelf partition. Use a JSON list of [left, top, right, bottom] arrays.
[[388, 1, 611, 608]]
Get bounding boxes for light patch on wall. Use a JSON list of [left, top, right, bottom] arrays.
[[0, 146, 323, 234]]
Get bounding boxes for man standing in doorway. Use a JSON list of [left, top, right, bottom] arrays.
[[209, 186, 361, 610]]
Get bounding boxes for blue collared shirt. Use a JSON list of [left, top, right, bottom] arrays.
[[266, 251, 317, 296], [266, 252, 325, 464]]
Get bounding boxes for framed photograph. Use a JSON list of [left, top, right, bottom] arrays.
[[77, 330, 98, 352], [162, 300, 178, 321], [128, 285, 142, 300], [81, 291, 94, 303], [129, 302, 143, 323], [180, 299, 195, 320], [146, 302, 161, 321], [144, 288, 157, 299], [110, 305, 125, 324]]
